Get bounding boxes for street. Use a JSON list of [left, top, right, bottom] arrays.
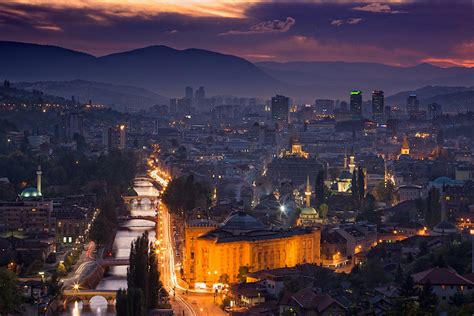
[[150, 168, 226, 316]]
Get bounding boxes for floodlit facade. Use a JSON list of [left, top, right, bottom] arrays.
[[183, 211, 320, 288]]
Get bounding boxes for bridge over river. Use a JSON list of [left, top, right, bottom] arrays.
[[60, 176, 159, 315]]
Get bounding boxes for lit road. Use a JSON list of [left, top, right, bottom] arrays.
[[149, 167, 225, 316], [149, 168, 197, 316]]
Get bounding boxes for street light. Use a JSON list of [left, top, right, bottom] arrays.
[[279, 205, 285, 221]]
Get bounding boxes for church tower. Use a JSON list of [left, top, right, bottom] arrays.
[[400, 135, 410, 156]]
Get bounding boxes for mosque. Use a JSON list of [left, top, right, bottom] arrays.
[[0, 166, 53, 234]]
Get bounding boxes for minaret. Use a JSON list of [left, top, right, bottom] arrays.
[[36, 165, 42, 196], [343, 148, 348, 170], [349, 147, 356, 174], [304, 174, 312, 207], [440, 189, 447, 222]]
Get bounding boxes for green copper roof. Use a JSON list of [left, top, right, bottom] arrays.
[[19, 187, 42, 199]]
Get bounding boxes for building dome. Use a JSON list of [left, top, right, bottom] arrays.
[[300, 206, 318, 215], [221, 211, 265, 232], [19, 187, 42, 199], [433, 220, 458, 234], [433, 176, 455, 185]]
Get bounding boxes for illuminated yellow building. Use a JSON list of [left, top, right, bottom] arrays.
[[285, 134, 309, 158], [183, 212, 320, 288]]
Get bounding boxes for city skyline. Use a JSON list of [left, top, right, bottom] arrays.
[[1, 1, 473, 67]]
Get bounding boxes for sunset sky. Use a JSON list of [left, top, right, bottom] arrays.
[[1, 1, 473, 67]]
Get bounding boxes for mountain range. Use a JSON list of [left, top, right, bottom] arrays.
[[0, 41, 278, 98], [1, 41, 474, 109]]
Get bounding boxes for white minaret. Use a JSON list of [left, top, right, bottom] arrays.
[[36, 165, 42, 195], [305, 174, 312, 208], [343, 148, 348, 170]]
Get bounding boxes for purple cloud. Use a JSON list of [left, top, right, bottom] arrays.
[[219, 16, 295, 35], [352, 3, 406, 14], [331, 18, 363, 27]]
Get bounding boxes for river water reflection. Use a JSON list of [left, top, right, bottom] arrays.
[[62, 180, 158, 315]]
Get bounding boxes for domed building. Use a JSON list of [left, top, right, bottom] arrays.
[[19, 187, 42, 199], [220, 211, 266, 233], [0, 165, 53, 234], [297, 176, 322, 226], [336, 151, 355, 193], [183, 210, 320, 287]]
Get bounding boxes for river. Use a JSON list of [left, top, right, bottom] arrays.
[[61, 179, 158, 316]]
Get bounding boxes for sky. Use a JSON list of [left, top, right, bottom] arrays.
[[0, 1, 473, 67]]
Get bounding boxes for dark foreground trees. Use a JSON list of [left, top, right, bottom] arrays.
[[162, 174, 210, 217], [116, 232, 169, 316], [0, 268, 23, 314]]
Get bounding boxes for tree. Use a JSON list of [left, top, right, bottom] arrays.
[[0, 268, 23, 314], [374, 180, 395, 205], [57, 262, 67, 276], [394, 264, 404, 286], [147, 244, 161, 309], [319, 203, 328, 220], [314, 170, 325, 206], [47, 272, 61, 297], [123, 232, 167, 314], [219, 274, 230, 284], [116, 289, 128, 316], [449, 292, 465, 307], [357, 166, 365, 202], [419, 280, 437, 314], [127, 232, 149, 304], [425, 188, 441, 228], [162, 175, 210, 217], [351, 172, 358, 203], [400, 274, 418, 298], [238, 266, 250, 283]]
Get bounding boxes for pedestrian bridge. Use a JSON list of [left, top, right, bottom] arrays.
[[62, 289, 116, 305], [97, 257, 129, 266]]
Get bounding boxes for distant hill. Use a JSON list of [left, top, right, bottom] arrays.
[[1, 41, 474, 106], [0, 41, 279, 98], [0, 84, 71, 106], [257, 61, 474, 101], [385, 86, 474, 111], [14, 80, 169, 111]]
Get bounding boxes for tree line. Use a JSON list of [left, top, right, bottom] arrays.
[[116, 231, 169, 316]]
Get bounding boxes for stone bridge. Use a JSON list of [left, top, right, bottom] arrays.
[[122, 195, 159, 205], [117, 215, 157, 223], [62, 289, 116, 305]]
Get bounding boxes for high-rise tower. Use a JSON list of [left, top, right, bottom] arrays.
[[372, 90, 384, 121], [350, 90, 362, 118]]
